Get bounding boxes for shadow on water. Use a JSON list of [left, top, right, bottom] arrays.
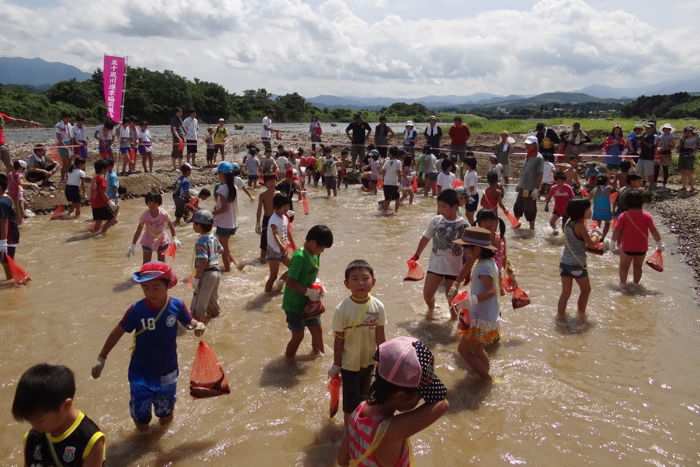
[[300, 421, 345, 467], [446, 375, 493, 413], [153, 440, 217, 465], [554, 317, 597, 335], [245, 292, 276, 311], [259, 356, 308, 389], [396, 319, 458, 348], [65, 232, 96, 243], [106, 425, 168, 466]]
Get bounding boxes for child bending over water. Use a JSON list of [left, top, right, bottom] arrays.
[[128, 191, 180, 263]]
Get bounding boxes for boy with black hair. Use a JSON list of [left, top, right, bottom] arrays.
[[330, 260, 386, 426], [256, 174, 277, 262], [92, 262, 206, 431], [173, 163, 192, 225], [265, 194, 295, 294], [410, 189, 468, 320], [282, 225, 334, 359], [12, 363, 105, 467], [191, 209, 223, 321], [90, 160, 117, 235]]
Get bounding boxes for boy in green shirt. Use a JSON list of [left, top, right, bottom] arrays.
[[282, 224, 334, 359]]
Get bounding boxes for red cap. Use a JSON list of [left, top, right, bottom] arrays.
[[132, 262, 178, 289]]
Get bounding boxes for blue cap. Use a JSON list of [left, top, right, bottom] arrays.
[[214, 161, 234, 174], [231, 162, 240, 172]]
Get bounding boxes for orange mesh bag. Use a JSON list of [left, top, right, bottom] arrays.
[[376, 178, 384, 189], [403, 259, 425, 282], [190, 341, 231, 398], [303, 280, 326, 319], [328, 374, 341, 418], [411, 176, 418, 193], [302, 194, 310, 215], [646, 250, 664, 272], [165, 242, 177, 258], [451, 179, 464, 189], [6, 256, 31, 285], [504, 210, 521, 229], [511, 287, 530, 309], [50, 205, 65, 220]]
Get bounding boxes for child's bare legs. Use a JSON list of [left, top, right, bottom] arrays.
[[619, 252, 633, 286], [142, 248, 154, 264], [423, 272, 443, 319], [409, 192, 414, 205], [458, 336, 490, 380], [466, 210, 475, 226], [549, 214, 559, 232], [600, 221, 610, 241], [265, 260, 281, 293], [393, 198, 399, 213], [218, 235, 232, 272], [285, 330, 305, 359], [443, 278, 457, 319], [575, 276, 591, 324], [99, 218, 117, 235], [2, 259, 10, 280], [632, 255, 644, 284], [309, 323, 324, 354], [72, 203, 81, 218], [557, 276, 573, 321]]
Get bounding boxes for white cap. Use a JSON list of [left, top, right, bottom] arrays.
[[17, 160, 27, 169], [218, 118, 225, 122], [406, 120, 414, 127], [661, 123, 674, 131], [524, 135, 538, 145]]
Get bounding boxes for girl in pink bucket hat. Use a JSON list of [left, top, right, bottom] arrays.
[[338, 336, 448, 467]]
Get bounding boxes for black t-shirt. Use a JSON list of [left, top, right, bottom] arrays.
[[640, 133, 657, 160], [375, 123, 391, 145], [170, 116, 184, 142], [346, 121, 371, 144], [24, 412, 104, 467]]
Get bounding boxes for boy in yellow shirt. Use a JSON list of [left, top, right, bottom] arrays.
[[329, 260, 386, 425]]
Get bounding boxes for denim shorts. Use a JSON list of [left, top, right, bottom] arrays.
[[216, 226, 237, 238], [560, 262, 588, 278], [129, 371, 177, 425], [286, 313, 321, 332]]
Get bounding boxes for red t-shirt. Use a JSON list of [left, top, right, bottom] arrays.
[[481, 186, 501, 210], [549, 183, 575, 216], [616, 209, 655, 253], [90, 175, 109, 208], [449, 125, 470, 145]]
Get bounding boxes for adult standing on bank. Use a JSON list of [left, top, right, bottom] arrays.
[[183, 110, 199, 166], [374, 115, 394, 159], [309, 116, 322, 153], [449, 116, 470, 177], [535, 122, 560, 163], [562, 122, 590, 160], [346, 113, 371, 168], [424, 115, 442, 154], [55, 113, 73, 182], [170, 107, 185, 171], [403, 121, 417, 155], [513, 135, 544, 230], [214, 118, 228, 162], [262, 110, 274, 154], [494, 130, 514, 185], [638, 122, 657, 189]]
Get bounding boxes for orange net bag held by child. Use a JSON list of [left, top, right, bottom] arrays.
[[303, 280, 326, 319], [646, 250, 664, 272], [403, 259, 425, 282], [328, 374, 341, 418], [190, 340, 231, 398], [511, 287, 530, 309], [6, 255, 31, 285]]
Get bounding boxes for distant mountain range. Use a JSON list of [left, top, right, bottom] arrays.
[[0, 57, 91, 88]]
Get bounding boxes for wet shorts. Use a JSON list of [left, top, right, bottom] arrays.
[[142, 243, 169, 253], [138, 144, 152, 155], [92, 206, 114, 221], [427, 271, 457, 282], [623, 251, 646, 257], [65, 185, 81, 204], [426, 172, 438, 182], [187, 140, 198, 154], [560, 263, 588, 278], [216, 226, 237, 238], [120, 146, 130, 155], [129, 372, 177, 425], [383, 185, 400, 201], [286, 313, 321, 332], [466, 193, 479, 212]]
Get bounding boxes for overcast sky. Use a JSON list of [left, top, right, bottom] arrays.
[[2, 0, 699, 97]]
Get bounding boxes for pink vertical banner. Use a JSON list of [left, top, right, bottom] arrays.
[[103, 55, 127, 123]]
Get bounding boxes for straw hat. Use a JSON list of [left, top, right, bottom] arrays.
[[661, 123, 674, 131], [454, 226, 497, 250]]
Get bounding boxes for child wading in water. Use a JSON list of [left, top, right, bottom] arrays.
[[337, 336, 448, 467], [173, 163, 192, 225], [128, 192, 180, 263], [265, 194, 295, 294], [481, 171, 506, 214], [90, 160, 117, 235], [213, 161, 253, 272], [256, 174, 277, 263], [330, 260, 386, 426], [545, 171, 575, 235], [0, 173, 20, 281], [12, 364, 105, 467], [399, 155, 414, 205], [65, 158, 89, 218], [557, 198, 597, 327], [452, 227, 500, 380], [612, 189, 663, 289], [191, 209, 223, 322], [92, 262, 205, 431], [282, 225, 334, 359], [411, 189, 468, 320], [589, 175, 613, 242]]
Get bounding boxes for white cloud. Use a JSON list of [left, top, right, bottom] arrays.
[[2, 0, 699, 96]]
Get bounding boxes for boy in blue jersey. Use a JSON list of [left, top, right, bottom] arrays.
[[91, 262, 206, 431]]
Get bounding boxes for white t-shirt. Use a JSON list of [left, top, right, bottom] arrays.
[[66, 168, 86, 187], [266, 212, 288, 254], [262, 116, 272, 139], [464, 170, 479, 194], [470, 258, 500, 322], [183, 116, 198, 140], [424, 153, 438, 174], [543, 161, 555, 184], [55, 121, 73, 144], [382, 159, 402, 186], [332, 296, 386, 372], [72, 125, 86, 142], [490, 163, 504, 182], [214, 177, 246, 229], [369, 159, 381, 180], [423, 215, 468, 276], [277, 156, 289, 174], [246, 156, 259, 176], [137, 128, 152, 144], [323, 158, 338, 177], [437, 172, 455, 192]]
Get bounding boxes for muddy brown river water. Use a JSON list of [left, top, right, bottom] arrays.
[[1, 185, 698, 466]]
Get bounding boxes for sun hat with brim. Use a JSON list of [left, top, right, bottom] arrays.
[[524, 135, 538, 145], [684, 126, 697, 133], [376, 336, 446, 404], [213, 161, 234, 174], [132, 262, 178, 288], [429, 115, 437, 121], [406, 120, 414, 127], [661, 123, 674, 131], [454, 226, 497, 250], [192, 209, 213, 226], [218, 118, 225, 122]]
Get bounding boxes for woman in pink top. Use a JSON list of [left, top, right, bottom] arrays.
[[338, 337, 448, 467], [612, 189, 662, 288], [127, 191, 180, 263]]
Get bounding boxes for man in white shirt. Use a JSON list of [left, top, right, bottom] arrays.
[[261, 111, 273, 154], [55, 113, 73, 181], [182, 110, 199, 165], [381, 147, 403, 213]]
